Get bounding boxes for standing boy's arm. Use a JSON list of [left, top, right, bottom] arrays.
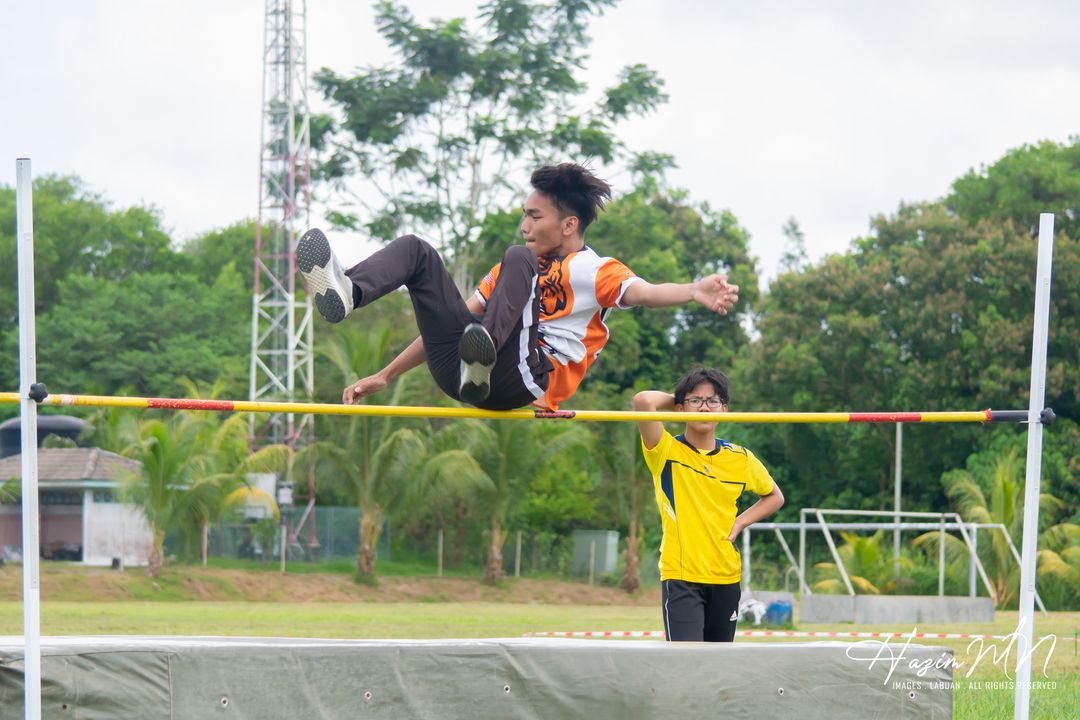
[[727, 485, 785, 541], [633, 391, 675, 449], [621, 274, 740, 315]]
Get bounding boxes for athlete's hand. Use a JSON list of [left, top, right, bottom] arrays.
[[692, 274, 739, 315], [343, 373, 389, 404], [727, 519, 745, 543]]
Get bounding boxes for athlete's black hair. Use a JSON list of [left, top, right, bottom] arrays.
[[530, 163, 612, 233], [673, 366, 730, 406]]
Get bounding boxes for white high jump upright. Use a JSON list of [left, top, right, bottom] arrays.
[[16, 158, 42, 720], [1013, 213, 1055, 720]]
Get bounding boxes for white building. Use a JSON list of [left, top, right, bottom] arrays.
[[0, 448, 152, 566]]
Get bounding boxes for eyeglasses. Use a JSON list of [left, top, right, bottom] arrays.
[[683, 396, 724, 409]]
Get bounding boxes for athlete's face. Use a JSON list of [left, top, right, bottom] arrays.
[[520, 190, 582, 257], [677, 381, 727, 434]]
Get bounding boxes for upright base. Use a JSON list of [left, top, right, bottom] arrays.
[[801, 594, 995, 624], [0, 635, 952, 719]]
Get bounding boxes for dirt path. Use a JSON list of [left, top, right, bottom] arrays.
[[0, 564, 658, 605]]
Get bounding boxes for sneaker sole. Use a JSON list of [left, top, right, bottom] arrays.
[[459, 325, 496, 405], [297, 229, 349, 323]]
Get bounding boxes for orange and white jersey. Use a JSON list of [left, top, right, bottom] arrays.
[[475, 246, 641, 410]]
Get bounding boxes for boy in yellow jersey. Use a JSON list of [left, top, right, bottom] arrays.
[[634, 367, 784, 642]]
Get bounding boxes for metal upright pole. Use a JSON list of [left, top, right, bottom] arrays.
[[798, 510, 807, 595], [894, 423, 902, 580], [938, 515, 946, 597], [17, 158, 42, 720], [1014, 214, 1054, 720], [969, 526, 977, 598]]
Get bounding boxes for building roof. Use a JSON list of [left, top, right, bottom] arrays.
[[0, 448, 140, 483]]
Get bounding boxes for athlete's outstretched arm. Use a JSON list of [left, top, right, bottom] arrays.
[[343, 295, 483, 404], [727, 485, 785, 542], [343, 336, 425, 404], [622, 274, 739, 315], [633, 391, 674, 449]]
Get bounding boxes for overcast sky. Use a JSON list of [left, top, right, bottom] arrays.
[[3, 0, 1078, 282]]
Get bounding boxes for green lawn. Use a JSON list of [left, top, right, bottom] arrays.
[[1, 602, 1076, 718]]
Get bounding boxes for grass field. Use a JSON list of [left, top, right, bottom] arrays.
[[0, 565, 1077, 718]]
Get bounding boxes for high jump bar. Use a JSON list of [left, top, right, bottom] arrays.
[[0, 389, 1053, 425]]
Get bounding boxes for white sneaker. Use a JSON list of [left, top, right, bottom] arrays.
[[297, 228, 354, 323], [458, 323, 496, 406]]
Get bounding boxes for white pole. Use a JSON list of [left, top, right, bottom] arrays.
[[17, 158, 42, 720], [1014, 213, 1054, 720], [894, 423, 902, 580], [938, 515, 945, 597], [969, 526, 977, 598], [798, 509, 807, 595]]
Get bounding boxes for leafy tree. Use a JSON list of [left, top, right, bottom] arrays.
[[778, 216, 808, 275], [313, 0, 668, 287], [948, 138, 1080, 238], [741, 199, 1078, 513], [0, 174, 182, 323], [26, 268, 250, 397], [181, 220, 259, 289], [0, 176, 192, 394]]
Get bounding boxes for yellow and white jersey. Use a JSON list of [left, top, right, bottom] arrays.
[[642, 430, 776, 585]]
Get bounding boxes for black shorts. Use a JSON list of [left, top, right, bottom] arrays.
[[662, 579, 740, 642]]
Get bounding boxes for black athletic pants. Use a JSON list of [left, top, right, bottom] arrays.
[[662, 579, 741, 642], [344, 234, 551, 410]]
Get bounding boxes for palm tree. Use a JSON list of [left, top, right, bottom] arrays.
[[119, 391, 285, 575], [120, 413, 205, 576], [458, 418, 592, 584], [80, 390, 141, 453], [923, 448, 1080, 608], [593, 418, 651, 593], [179, 413, 282, 566], [317, 321, 435, 578], [399, 420, 495, 569], [813, 530, 913, 594], [1038, 524, 1080, 604]]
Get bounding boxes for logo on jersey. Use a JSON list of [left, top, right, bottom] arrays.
[[537, 255, 568, 317]]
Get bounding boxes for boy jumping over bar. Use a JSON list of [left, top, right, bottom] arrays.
[[297, 163, 739, 411], [635, 367, 785, 642]]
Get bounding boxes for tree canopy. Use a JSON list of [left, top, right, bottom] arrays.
[[312, 0, 668, 287]]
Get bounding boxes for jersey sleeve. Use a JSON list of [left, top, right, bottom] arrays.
[[640, 429, 675, 476], [594, 258, 639, 309], [474, 262, 502, 307], [745, 449, 777, 496]]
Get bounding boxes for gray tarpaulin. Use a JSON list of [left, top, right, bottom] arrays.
[[0, 636, 953, 719]]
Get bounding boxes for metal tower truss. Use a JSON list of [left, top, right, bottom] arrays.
[[250, 0, 317, 554]]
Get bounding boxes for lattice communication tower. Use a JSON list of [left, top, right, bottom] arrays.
[[250, 0, 317, 552]]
